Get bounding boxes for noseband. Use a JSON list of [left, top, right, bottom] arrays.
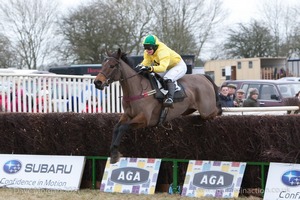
[[98, 55, 156, 102], [100, 56, 140, 85], [99, 57, 121, 86]]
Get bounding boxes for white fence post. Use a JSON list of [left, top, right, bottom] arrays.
[[0, 74, 123, 114], [1, 74, 299, 115]]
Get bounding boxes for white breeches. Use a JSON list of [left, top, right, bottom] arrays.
[[159, 59, 187, 82]]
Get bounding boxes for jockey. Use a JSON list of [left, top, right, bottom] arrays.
[[138, 34, 187, 107]]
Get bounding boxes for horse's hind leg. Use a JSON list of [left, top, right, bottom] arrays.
[[110, 123, 130, 164]]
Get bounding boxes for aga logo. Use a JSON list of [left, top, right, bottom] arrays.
[[192, 171, 234, 189], [3, 160, 22, 174], [110, 167, 149, 185], [281, 170, 300, 186]]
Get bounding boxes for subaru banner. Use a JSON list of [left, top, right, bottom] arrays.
[[0, 154, 85, 191], [264, 162, 300, 200]]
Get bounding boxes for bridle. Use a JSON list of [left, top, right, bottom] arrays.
[[98, 56, 121, 86], [99, 56, 140, 84], [97, 55, 156, 102]]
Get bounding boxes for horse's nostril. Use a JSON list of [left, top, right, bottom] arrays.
[[94, 80, 102, 89], [94, 80, 101, 86]]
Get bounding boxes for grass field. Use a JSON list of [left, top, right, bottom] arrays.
[[0, 188, 262, 200]]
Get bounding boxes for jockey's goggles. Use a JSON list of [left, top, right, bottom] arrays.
[[144, 45, 154, 50]]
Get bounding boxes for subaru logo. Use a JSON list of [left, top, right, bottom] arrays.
[[3, 160, 22, 174], [282, 170, 300, 186]]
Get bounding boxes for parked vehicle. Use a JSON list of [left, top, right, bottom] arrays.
[[277, 77, 300, 82], [221, 80, 300, 106]]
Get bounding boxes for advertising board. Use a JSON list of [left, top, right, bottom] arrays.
[[0, 154, 85, 191], [182, 160, 246, 198], [100, 157, 161, 194], [264, 162, 300, 200]]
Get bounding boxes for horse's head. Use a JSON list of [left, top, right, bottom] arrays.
[[94, 49, 123, 90]]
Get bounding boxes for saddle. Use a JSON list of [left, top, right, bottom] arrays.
[[145, 72, 187, 103]]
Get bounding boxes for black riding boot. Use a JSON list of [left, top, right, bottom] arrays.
[[164, 79, 175, 107]]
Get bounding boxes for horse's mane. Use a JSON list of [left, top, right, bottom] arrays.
[[110, 50, 135, 68], [120, 53, 135, 68]]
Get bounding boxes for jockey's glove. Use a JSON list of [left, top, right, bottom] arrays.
[[139, 66, 152, 72], [135, 64, 144, 69]]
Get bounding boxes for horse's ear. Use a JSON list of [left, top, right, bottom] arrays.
[[117, 48, 122, 59], [106, 49, 112, 57], [107, 52, 111, 57]]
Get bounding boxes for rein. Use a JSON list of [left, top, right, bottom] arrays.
[[103, 56, 157, 102], [102, 56, 140, 82]]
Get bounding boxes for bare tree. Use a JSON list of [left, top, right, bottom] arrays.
[[58, 0, 226, 64], [59, 0, 154, 63], [150, 0, 226, 60], [0, 33, 16, 68], [259, 0, 300, 58], [224, 21, 275, 58], [151, 0, 197, 54], [0, 0, 59, 69]]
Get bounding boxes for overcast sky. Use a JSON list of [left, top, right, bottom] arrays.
[[61, 0, 256, 23], [224, 0, 299, 25], [59, 0, 300, 60], [61, 0, 299, 24]]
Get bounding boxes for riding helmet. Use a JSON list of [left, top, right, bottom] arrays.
[[143, 35, 158, 51]]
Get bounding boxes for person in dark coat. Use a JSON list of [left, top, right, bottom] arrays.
[[227, 84, 237, 100], [234, 89, 245, 107], [218, 85, 234, 107], [243, 88, 260, 107]]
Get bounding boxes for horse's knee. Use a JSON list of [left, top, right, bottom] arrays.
[[111, 123, 131, 148], [119, 123, 130, 132]]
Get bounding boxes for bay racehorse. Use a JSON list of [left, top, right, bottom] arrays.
[[94, 48, 222, 164]]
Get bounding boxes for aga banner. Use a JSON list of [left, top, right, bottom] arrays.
[[182, 160, 246, 198], [100, 157, 161, 194]]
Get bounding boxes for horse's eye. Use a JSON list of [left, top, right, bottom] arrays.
[[109, 65, 114, 68]]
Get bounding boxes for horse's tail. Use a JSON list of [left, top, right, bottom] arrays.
[[203, 74, 222, 115]]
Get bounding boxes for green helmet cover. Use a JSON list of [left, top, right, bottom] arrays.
[[143, 35, 156, 45]]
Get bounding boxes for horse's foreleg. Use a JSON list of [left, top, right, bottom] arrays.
[[110, 123, 130, 164], [109, 114, 130, 164], [109, 113, 148, 164], [110, 123, 130, 151]]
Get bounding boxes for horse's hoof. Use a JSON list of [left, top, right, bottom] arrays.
[[110, 151, 122, 164]]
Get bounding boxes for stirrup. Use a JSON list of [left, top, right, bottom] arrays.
[[163, 98, 173, 107]]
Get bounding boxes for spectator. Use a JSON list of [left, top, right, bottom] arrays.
[[234, 89, 245, 107], [292, 91, 300, 114], [227, 84, 237, 100], [67, 96, 80, 112], [85, 97, 102, 113], [41, 90, 52, 112], [39, 84, 50, 97], [218, 85, 234, 107], [243, 88, 260, 107], [10, 82, 26, 112], [295, 91, 300, 100]]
